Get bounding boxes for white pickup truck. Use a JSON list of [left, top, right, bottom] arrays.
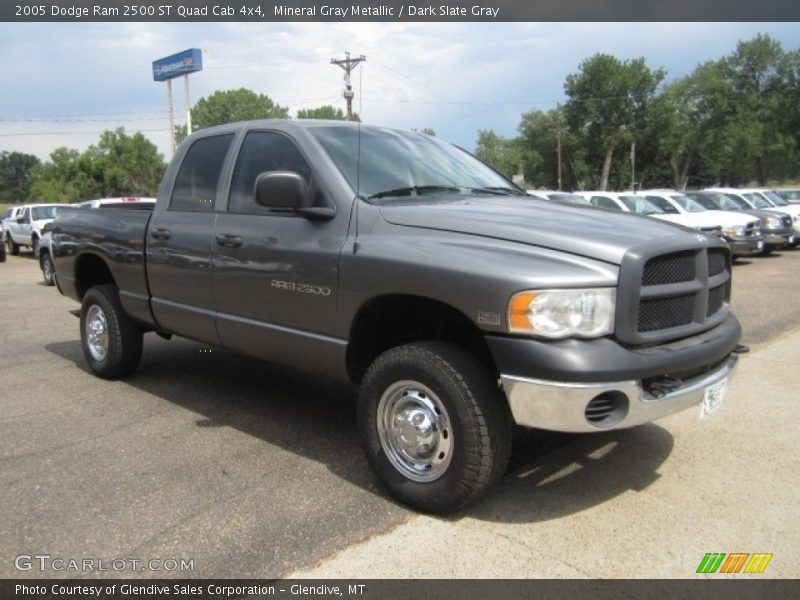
[[4, 203, 61, 256]]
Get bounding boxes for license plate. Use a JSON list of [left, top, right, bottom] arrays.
[[700, 378, 727, 418]]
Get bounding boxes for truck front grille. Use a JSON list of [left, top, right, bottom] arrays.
[[616, 242, 732, 345]]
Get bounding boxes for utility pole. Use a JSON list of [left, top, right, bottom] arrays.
[[556, 124, 563, 191], [331, 52, 366, 121]]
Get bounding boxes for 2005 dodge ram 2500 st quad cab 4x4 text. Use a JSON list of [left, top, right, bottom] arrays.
[[52, 120, 743, 513]]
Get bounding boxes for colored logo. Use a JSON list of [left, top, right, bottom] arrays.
[[696, 552, 773, 574]]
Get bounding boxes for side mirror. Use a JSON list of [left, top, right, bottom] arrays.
[[255, 171, 311, 210], [42, 222, 54, 233], [17, 217, 26, 224]]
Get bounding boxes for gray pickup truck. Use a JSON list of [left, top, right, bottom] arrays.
[[52, 120, 743, 513]]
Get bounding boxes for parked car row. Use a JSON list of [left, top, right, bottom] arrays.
[[528, 187, 798, 258], [1, 198, 156, 285]]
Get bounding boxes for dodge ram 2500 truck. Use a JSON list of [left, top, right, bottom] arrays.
[[52, 120, 743, 513]]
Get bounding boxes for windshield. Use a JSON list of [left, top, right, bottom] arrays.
[[310, 125, 516, 201], [743, 193, 771, 209], [670, 194, 706, 212], [686, 193, 718, 210], [548, 193, 589, 205], [32, 206, 59, 220], [721, 193, 748, 209], [763, 191, 788, 206], [619, 195, 663, 215], [644, 195, 679, 214]]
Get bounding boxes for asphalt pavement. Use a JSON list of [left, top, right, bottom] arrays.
[[1, 248, 798, 579]]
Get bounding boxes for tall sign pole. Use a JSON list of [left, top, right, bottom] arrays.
[[153, 48, 203, 154], [331, 52, 366, 121]]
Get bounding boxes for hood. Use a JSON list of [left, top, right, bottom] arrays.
[[377, 194, 697, 265]]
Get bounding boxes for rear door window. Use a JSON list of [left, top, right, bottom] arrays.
[[170, 134, 234, 211]]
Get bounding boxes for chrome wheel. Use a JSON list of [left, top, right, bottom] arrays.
[[42, 256, 53, 282], [377, 380, 453, 482], [85, 305, 109, 361]]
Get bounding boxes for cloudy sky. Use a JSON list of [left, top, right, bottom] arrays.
[[1, 22, 798, 161]]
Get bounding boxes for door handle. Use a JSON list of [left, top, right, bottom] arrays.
[[215, 234, 243, 248], [151, 227, 171, 240]]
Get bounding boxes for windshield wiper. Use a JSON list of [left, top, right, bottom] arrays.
[[367, 185, 460, 200], [468, 186, 526, 196]]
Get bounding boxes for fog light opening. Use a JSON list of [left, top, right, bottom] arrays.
[[585, 391, 629, 428]]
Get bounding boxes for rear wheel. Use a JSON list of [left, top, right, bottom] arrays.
[[41, 253, 55, 286], [80, 285, 143, 379], [6, 234, 19, 256], [358, 342, 512, 514]]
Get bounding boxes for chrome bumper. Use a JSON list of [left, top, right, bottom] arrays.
[[500, 355, 738, 433]]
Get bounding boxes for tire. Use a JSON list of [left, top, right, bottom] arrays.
[[80, 284, 143, 379], [6, 234, 19, 256], [31, 236, 39, 258], [40, 253, 55, 286], [358, 341, 512, 514]]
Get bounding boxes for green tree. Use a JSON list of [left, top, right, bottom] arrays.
[[475, 130, 521, 179], [296, 105, 357, 120], [564, 54, 665, 190], [28, 129, 165, 202], [175, 88, 289, 145], [0, 151, 40, 202]]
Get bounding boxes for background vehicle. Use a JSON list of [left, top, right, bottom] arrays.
[[688, 191, 790, 255], [52, 120, 742, 514], [5, 203, 60, 256], [1, 206, 23, 250], [76, 197, 157, 208], [526, 190, 591, 205], [706, 188, 794, 250], [743, 189, 800, 244], [775, 189, 800, 204]]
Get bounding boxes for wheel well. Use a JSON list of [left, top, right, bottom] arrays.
[[75, 254, 116, 299], [346, 295, 497, 384]]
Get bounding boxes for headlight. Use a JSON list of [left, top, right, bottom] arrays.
[[765, 217, 781, 228], [721, 225, 745, 237], [508, 288, 616, 339]]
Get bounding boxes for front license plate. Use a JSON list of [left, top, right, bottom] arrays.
[[700, 378, 727, 418]]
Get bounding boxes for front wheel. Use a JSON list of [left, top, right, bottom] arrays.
[[358, 342, 512, 514], [80, 285, 143, 379], [41, 253, 55, 286]]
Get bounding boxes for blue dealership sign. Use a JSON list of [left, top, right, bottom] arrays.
[[152, 48, 203, 82]]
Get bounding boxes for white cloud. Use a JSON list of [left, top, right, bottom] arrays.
[[0, 22, 797, 162]]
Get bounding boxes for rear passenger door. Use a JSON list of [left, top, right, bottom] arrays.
[[147, 133, 234, 344], [211, 130, 347, 373]]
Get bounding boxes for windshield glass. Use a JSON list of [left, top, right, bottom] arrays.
[[721, 193, 748, 209], [686, 193, 718, 210], [644, 195, 679, 214], [763, 191, 788, 206], [548, 193, 589, 205], [619, 195, 663, 215], [32, 206, 59, 220], [743, 193, 771, 209], [670, 194, 706, 212], [310, 125, 515, 201]]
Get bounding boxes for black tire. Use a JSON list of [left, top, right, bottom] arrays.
[[41, 253, 55, 286], [358, 341, 512, 514], [31, 235, 39, 258], [80, 284, 143, 379], [6, 234, 19, 256]]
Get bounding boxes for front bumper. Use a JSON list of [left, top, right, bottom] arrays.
[[501, 355, 737, 432], [726, 236, 763, 256], [487, 314, 741, 432]]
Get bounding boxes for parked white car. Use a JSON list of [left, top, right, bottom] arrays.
[[741, 189, 800, 239], [4, 203, 61, 256], [577, 190, 763, 257], [706, 188, 796, 248]]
